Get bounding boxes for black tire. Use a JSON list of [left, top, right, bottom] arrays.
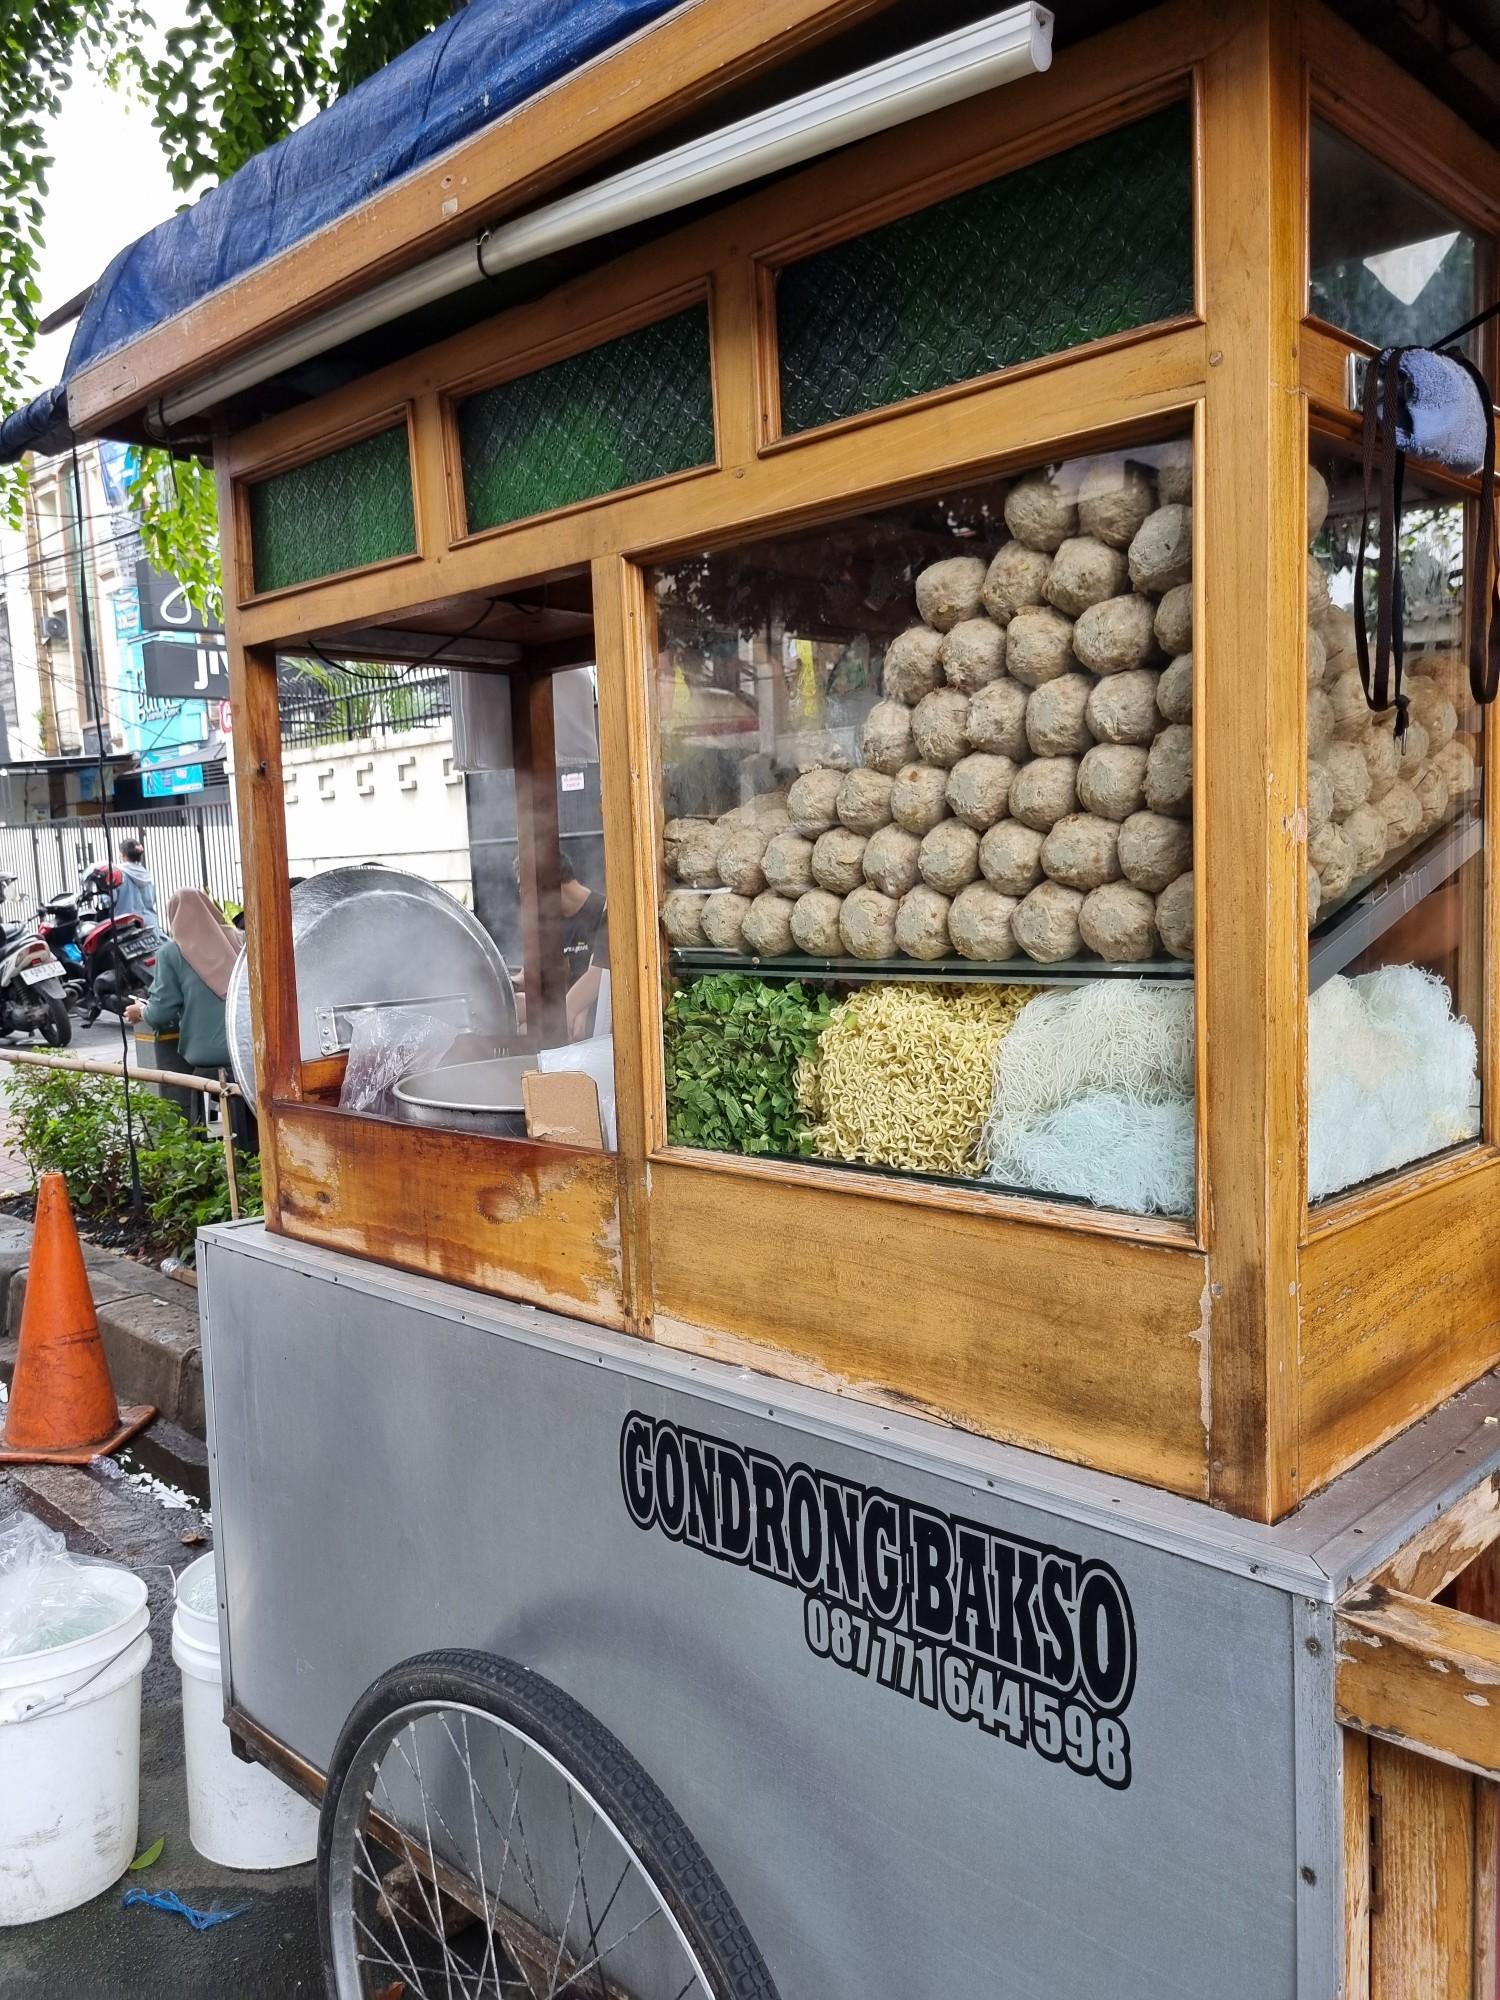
[[318, 1648, 779, 2000], [39, 993, 70, 1047]]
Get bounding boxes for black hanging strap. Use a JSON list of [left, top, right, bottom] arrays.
[[1353, 297, 1500, 736]]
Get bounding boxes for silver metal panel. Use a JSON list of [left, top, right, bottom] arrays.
[[202, 1226, 1308, 2000]]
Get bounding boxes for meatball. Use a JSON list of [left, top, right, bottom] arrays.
[[1154, 871, 1195, 961], [882, 625, 946, 705], [965, 676, 1030, 759], [662, 890, 709, 946], [740, 893, 797, 957], [811, 828, 868, 893], [890, 762, 952, 835], [1076, 457, 1156, 550], [918, 820, 982, 894], [1324, 740, 1370, 817], [945, 752, 1017, 830], [786, 769, 843, 836], [701, 892, 753, 952], [1013, 881, 1086, 962], [1043, 536, 1128, 616], [1153, 583, 1193, 656], [862, 823, 923, 898], [1117, 811, 1193, 893], [939, 618, 1007, 694], [1085, 669, 1160, 746], [1127, 504, 1193, 594], [716, 824, 771, 896], [1079, 882, 1158, 962], [1307, 822, 1353, 901], [1003, 470, 1079, 553], [1155, 654, 1193, 724], [911, 688, 973, 767], [1077, 744, 1149, 822], [1005, 607, 1077, 689], [1073, 593, 1157, 674], [762, 831, 817, 896], [1040, 813, 1121, 892], [914, 556, 987, 632], [790, 889, 844, 955], [981, 541, 1052, 625], [861, 699, 917, 775], [979, 819, 1046, 897], [895, 886, 953, 961], [836, 769, 895, 835], [839, 886, 900, 960], [1144, 725, 1193, 817], [947, 883, 1021, 962], [1009, 757, 1080, 832], [1026, 672, 1095, 757]]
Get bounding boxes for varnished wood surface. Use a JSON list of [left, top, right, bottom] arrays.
[[1300, 1164, 1500, 1497], [647, 1156, 1213, 1497], [1367, 1740, 1475, 2000], [1372, 1475, 1500, 1604], [271, 1101, 626, 1327], [1196, 0, 1306, 1519]]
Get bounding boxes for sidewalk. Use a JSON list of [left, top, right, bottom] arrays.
[[0, 1461, 320, 1999]]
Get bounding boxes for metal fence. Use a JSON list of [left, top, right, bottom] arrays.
[[279, 669, 452, 750], [0, 799, 241, 919]]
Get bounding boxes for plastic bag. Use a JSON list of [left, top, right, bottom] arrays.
[[339, 1006, 456, 1118], [537, 1034, 617, 1148], [0, 1516, 124, 1660]]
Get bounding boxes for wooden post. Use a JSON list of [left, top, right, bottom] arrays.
[[511, 667, 568, 1052], [1198, 0, 1308, 1519]]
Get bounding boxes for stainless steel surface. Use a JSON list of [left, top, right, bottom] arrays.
[[393, 1053, 533, 1136], [200, 1223, 1399, 2000], [225, 866, 516, 1096], [313, 992, 474, 1057]]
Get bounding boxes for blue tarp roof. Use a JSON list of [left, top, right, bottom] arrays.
[[1, 0, 681, 462]]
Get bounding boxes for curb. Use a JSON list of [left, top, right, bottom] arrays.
[[0, 1213, 206, 1437]]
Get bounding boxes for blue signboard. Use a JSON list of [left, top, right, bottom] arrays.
[[142, 752, 205, 798]]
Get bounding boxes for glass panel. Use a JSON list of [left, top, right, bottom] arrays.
[[458, 306, 715, 532], [653, 438, 1198, 1218], [271, 599, 616, 1144], [1308, 123, 1484, 354], [775, 103, 1194, 437], [1305, 439, 1482, 1202], [249, 426, 416, 594]]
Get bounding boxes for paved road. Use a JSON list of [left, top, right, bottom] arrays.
[[0, 1461, 322, 1999]]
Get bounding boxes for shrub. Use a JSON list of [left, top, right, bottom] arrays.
[[4, 1067, 261, 1253]]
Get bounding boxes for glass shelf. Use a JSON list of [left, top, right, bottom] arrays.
[[668, 949, 1193, 986], [1309, 811, 1481, 992]]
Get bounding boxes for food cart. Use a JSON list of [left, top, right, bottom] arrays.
[[17, 0, 1500, 1989]]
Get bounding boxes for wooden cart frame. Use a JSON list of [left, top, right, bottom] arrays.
[[183, 0, 1500, 1527]]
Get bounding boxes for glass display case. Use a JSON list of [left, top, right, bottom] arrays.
[[651, 441, 1198, 1217]]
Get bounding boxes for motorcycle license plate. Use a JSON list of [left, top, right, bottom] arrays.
[[120, 934, 158, 961], [19, 963, 55, 985]]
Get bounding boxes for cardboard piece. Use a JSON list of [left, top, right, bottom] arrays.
[[522, 1070, 605, 1150]]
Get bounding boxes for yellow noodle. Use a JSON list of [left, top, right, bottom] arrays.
[[808, 982, 1032, 1177]]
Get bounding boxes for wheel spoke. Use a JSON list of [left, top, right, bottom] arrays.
[[545, 1792, 597, 1997], [374, 1757, 455, 1993], [552, 1904, 662, 1996], [446, 1712, 504, 1997], [357, 1824, 429, 1998]]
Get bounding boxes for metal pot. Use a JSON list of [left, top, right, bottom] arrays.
[[393, 1055, 533, 1137]]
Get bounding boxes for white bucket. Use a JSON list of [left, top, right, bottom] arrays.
[[0, 1563, 151, 1925], [172, 1554, 318, 1869]]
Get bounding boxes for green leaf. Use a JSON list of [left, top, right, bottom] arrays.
[[128, 1836, 164, 1871]]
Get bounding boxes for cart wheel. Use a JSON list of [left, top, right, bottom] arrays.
[[318, 1649, 779, 2000]]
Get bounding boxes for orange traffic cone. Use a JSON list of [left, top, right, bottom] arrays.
[[0, 1173, 154, 1465]]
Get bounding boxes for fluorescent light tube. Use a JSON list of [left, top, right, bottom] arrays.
[[153, 5, 1052, 429]]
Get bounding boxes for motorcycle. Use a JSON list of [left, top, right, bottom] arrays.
[[70, 865, 160, 1022], [0, 884, 70, 1046], [37, 890, 87, 1002]]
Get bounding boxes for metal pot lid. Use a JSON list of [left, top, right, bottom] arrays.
[[225, 866, 517, 1099]]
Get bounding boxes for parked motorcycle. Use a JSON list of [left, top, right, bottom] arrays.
[[69, 865, 160, 1022], [0, 884, 70, 1046], [37, 890, 87, 1001]]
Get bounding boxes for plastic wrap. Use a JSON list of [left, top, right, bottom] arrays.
[[0, 1517, 125, 1660], [339, 1007, 456, 1119]]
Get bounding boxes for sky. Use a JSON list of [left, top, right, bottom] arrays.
[[31, 57, 183, 390]]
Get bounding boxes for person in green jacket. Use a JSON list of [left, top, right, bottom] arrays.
[[125, 889, 253, 1147]]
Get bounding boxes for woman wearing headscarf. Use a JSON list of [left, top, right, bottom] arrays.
[[125, 889, 254, 1147]]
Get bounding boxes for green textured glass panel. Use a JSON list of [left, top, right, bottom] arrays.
[[458, 306, 715, 531], [776, 103, 1194, 435], [250, 426, 415, 593]]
